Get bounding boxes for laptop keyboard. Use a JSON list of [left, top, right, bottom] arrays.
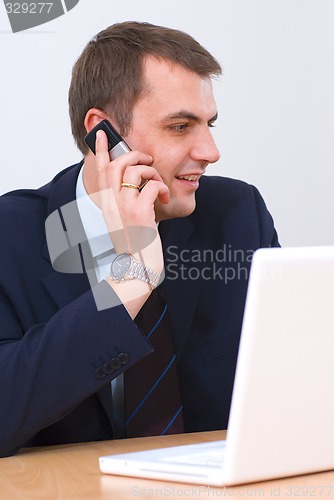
[[160, 442, 226, 468]]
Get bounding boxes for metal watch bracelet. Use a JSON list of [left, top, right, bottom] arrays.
[[127, 258, 161, 288], [109, 253, 161, 288]]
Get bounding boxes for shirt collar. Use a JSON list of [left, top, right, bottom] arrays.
[[76, 165, 114, 258]]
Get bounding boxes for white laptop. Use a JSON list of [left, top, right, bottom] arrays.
[[99, 246, 334, 486]]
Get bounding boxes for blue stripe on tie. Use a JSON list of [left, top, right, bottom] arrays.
[[161, 405, 183, 435], [147, 304, 168, 339], [125, 354, 176, 426]]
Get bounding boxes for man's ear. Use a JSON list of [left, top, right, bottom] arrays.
[[84, 108, 109, 134]]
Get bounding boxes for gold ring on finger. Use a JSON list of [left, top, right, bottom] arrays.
[[121, 182, 140, 190]]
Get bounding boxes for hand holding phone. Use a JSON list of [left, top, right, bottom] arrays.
[[84, 117, 169, 297], [84, 120, 131, 160]]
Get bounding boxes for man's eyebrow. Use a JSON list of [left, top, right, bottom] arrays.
[[162, 111, 218, 123]]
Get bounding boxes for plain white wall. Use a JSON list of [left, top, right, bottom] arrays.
[[1, 0, 333, 246]]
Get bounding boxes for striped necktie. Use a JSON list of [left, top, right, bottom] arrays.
[[124, 287, 184, 437]]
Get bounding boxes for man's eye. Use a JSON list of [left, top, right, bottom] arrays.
[[169, 124, 188, 132], [208, 122, 216, 128]]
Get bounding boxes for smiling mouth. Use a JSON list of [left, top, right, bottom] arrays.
[[176, 175, 201, 181]]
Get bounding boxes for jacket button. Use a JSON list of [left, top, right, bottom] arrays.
[[95, 367, 105, 379], [118, 353, 129, 365], [103, 361, 114, 375], [110, 357, 122, 370]]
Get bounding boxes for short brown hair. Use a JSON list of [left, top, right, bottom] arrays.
[[68, 21, 222, 154]]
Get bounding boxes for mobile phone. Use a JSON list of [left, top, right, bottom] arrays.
[[84, 119, 131, 160]]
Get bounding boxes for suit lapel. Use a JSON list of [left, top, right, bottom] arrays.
[[159, 217, 204, 359], [40, 162, 95, 309], [40, 255, 92, 309]]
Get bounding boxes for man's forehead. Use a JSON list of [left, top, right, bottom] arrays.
[[140, 57, 217, 118], [142, 54, 213, 88]]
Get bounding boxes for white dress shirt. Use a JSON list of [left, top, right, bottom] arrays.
[[76, 167, 116, 282]]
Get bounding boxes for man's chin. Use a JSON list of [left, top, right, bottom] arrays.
[[154, 198, 196, 222]]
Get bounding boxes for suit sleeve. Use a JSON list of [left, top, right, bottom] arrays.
[[0, 281, 152, 457]]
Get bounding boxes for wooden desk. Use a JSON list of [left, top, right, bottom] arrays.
[[1, 430, 334, 499]]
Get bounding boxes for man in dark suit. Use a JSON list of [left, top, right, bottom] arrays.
[[0, 22, 279, 457]]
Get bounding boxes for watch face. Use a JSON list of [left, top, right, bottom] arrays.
[[111, 254, 131, 279]]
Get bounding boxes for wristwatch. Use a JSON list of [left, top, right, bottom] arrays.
[[109, 253, 161, 288]]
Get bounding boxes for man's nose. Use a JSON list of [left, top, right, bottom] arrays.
[[190, 128, 220, 164]]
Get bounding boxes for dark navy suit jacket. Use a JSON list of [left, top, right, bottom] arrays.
[[0, 162, 279, 457]]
